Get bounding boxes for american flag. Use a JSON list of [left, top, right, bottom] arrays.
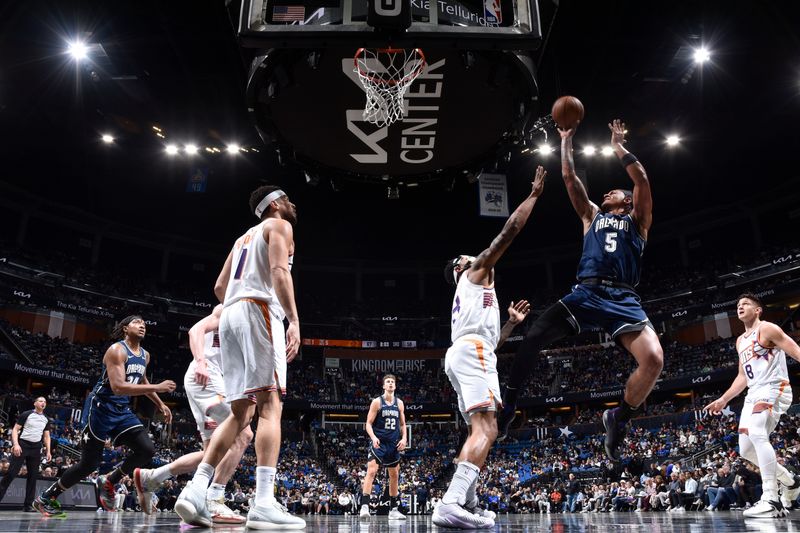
[[273, 5, 305, 21], [483, 290, 494, 308]]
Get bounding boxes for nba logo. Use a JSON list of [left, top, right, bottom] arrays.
[[484, 0, 502, 25]]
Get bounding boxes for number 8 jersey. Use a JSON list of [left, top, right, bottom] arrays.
[[223, 221, 293, 318], [737, 324, 789, 391]]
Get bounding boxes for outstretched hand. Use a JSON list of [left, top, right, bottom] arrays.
[[703, 398, 727, 416], [507, 300, 531, 324], [530, 166, 546, 198], [608, 119, 626, 146]]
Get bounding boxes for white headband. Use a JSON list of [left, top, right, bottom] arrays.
[[254, 190, 287, 218]]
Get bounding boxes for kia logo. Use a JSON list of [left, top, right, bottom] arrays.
[[405, 404, 423, 410], [13, 290, 31, 298], [692, 375, 711, 384], [546, 396, 564, 403], [672, 310, 688, 317], [773, 255, 794, 265]]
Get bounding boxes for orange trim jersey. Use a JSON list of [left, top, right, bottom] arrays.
[[223, 221, 293, 319], [450, 274, 500, 349], [737, 323, 789, 391]]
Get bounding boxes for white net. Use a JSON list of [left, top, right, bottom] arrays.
[[354, 48, 426, 127]]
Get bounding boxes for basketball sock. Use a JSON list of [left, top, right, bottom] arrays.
[[361, 493, 371, 507], [750, 429, 779, 500], [151, 464, 174, 484], [502, 386, 519, 408], [106, 467, 123, 485], [192, 463, 215, 494], [442, 461, 480, 506], [207, 483, 226, 502], [464, 476, 479, 508], [390, 496, 397, 509], [617, 401, 641, 423], [42, 481, 65, 500], [255, 466, 277, 507]]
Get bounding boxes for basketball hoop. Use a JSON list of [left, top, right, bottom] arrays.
[[354, 48, 426, 127]]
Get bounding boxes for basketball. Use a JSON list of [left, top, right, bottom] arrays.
[[551, 95, 584, 130]]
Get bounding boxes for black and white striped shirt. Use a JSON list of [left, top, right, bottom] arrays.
[[17, 410, 50, 445]]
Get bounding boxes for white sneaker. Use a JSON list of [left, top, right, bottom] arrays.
[[247, 499, 306, 529], [743, 498, 783, 518], [208, 497, 245, 524], [388, 508, 407, 520], [466, 505, 497, 520], [133, 468, 159, 516], [432, 503, 494, 529], [175, 481, 212, 527], [359, 504, 371, 520]]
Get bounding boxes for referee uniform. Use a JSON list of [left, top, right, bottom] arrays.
[[0, 399, 51, 510]]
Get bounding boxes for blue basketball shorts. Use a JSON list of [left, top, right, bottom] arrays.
[[81, 393, 144, 445], [559, 283, 654, 339], [367, 441, 401, 467]]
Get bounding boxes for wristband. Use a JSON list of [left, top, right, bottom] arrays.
[[620, 153, 638, 167]]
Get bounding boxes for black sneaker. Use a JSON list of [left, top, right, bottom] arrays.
[[23, 506, 35, 512], [33, 495, 66, 518], [602, 408, 626, 461], [95, 475, 116, 511]]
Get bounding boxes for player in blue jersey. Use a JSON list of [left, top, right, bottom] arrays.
[[498, 119, 664, 462], [33, 315, 176, 517], [359, 374, 407, 521]]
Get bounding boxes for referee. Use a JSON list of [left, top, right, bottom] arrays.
[[0, 397, 52, 511]]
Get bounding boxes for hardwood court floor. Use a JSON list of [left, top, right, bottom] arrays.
[[1, 509, 799, 532]]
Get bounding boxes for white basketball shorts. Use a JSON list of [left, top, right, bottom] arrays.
[[220, 298, 287, 403], [184, 361, 230, 440], [739, 381, 792, 435], [444, 335, 501, 424]]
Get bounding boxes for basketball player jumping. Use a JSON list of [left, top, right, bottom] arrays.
[[34, 316, 176, 517], [705, 293, 800, 518], [359, 374, 407, 521], [498, 120, 664, 463], [176, 185, 305, 529], [134, 304, 253, 523], [434, 165, 545, 529]]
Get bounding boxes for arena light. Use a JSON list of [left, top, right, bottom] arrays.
[[666, 135, 681, 147], [67, 41, 89, 61], [583, 145, 596, 156], [226, 143, 240, 154], [184, 143, 199, 155], [693, 46, 711, 64], [537, 144, 553, 155], [165, 144, 179, 155], [101, 134, 114, 144], [600, 146, 614, 157]]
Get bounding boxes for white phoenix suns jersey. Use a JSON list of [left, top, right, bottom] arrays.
[[450, 273, 500, 349], [203, 330, 222, 374], [737, 323, 789, 391], [223, 221, 293, 319]]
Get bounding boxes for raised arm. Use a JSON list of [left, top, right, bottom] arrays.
[[467, 166, 546, 285], [560, 126, 599, 231], [265, 219, 300, 361], [609, 119, 652, 238]]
